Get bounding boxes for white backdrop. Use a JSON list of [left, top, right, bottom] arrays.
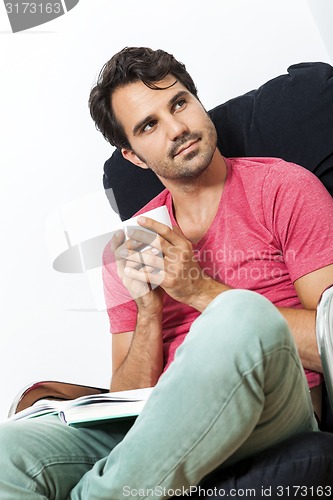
[[0, 0, 332, 420]]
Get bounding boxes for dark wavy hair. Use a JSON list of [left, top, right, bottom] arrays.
[[89, 47, 198, 149]]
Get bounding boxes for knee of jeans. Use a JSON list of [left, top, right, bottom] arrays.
[[200, 289, 293, 350]]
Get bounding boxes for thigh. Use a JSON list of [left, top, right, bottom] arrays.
[[70, 292, 317, 499], [0, 414, 134, 500]]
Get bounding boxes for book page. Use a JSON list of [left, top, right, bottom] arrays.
[[8, 387, 153, 423], [64, 387, 153, 409], [60, 399, 148, 427]]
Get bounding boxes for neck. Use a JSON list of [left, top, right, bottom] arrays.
[[162, 149, 227, 242]]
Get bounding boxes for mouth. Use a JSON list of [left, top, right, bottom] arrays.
[[174, 138, 200, 157]]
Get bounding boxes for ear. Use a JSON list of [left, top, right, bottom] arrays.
[[121, 148, 149, 170]]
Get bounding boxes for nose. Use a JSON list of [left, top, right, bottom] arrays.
[[164, 114, 189, 142]]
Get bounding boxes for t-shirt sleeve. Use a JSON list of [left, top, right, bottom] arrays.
[[263, 161, 333, 283], [101, 189, 171, 334], [102, 244, 137, 334]]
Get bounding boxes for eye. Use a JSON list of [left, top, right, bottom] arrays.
[[174, 98, 186, 111], [142, 120, 157, 133]]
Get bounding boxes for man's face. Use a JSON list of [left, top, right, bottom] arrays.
[[112, 75, 217, 181]]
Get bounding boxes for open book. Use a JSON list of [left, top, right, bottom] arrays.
[[8, 387, 153, 427]]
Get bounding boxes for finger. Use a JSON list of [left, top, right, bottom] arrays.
[[114, 243, 148, 278], [116, 249, 155, 280], [124, 265, 165, 286], [123, 256, 160, 279], [120, 247, 164, 270], [123, 259, 139, 270], [124, 263, 150, 283], [113, 237, 147, 263], [141, 247, 164, 272], [126, 227, 160, 248], [137, 217, 184, 245], [126, 238, 152, 252]]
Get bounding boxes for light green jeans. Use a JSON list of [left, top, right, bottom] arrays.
[[0, 290, 317, 499]]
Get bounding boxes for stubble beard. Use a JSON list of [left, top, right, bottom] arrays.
[[134, 118, 217, 182]]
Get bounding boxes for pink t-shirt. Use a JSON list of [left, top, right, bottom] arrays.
[[103, 157, 333, 388]]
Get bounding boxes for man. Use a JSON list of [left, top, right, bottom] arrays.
[[0, 46, 333, 499], [97, 48, 332, 408]]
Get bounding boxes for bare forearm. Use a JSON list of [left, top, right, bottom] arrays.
[[278, 307, 322, 373], [111, 311, 163, 391], [187, 276, 230, 312]]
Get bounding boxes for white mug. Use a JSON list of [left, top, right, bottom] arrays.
[[114, 205, 172, 251]]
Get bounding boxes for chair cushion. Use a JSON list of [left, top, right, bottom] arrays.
[[103, 61, 333, 220], [174, 432, 333, 499]]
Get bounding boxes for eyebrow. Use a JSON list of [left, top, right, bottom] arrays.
[[132, 90, 190, 136]]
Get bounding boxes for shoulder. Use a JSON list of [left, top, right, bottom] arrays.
[[226, 156, 328, 194], [261, 158, 332, 204], [224, 156, 333, 233], [227, 156, 312, 176]]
